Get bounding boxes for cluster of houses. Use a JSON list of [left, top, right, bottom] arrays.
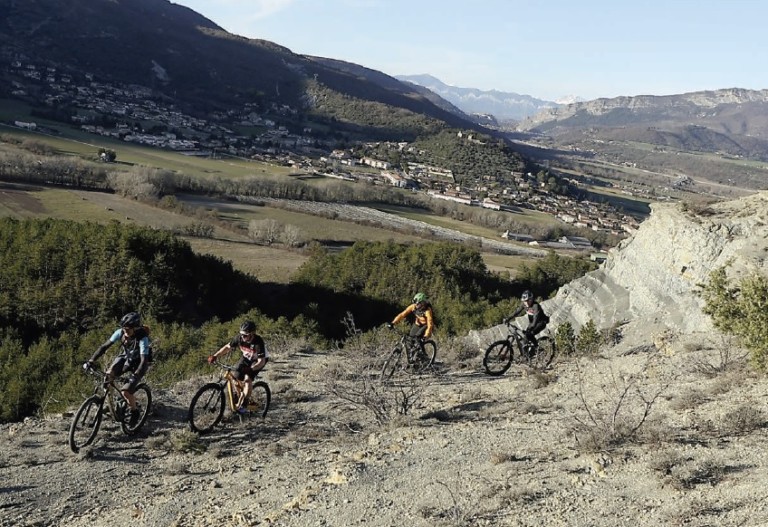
[[3, 58, 642, 246]]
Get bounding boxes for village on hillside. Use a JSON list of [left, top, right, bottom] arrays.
[[4, 59, 641, 249]]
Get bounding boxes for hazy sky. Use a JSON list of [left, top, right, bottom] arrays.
[[171, 0, 767, 102]]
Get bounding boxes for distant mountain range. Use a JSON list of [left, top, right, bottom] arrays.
[[396, 74, 573, 122], [2, 0, 766, 193]]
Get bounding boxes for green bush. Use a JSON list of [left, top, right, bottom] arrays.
[[554, 322, 577, 356], [700, 265, 768, 369], [576, 319, 602, 356]]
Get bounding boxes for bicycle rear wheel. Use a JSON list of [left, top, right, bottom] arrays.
[[483, 340, 514, 376], [188, 383, 225, 434], [529, 337, 556, 370], [121, 384, 152, 435], [246, 381, 271, 418], [381, 348, 403, 381], [412, 340, 437, 373], [69, 395, 104, 453]]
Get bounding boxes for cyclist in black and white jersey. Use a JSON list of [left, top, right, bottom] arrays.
[[208, 320, 269, 414]]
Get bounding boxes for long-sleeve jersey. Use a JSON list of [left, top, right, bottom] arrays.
[[511, 301, 548, 328], [393, 302, 434, 338]]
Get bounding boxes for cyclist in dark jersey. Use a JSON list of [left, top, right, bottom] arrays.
[[389, 292, 435, 339], [508, 290, 550, 348], [84, 311, 152, 426], [208, 320, 269, 414]]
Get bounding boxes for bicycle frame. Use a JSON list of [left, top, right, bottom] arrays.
[[483, 319, 555, 376], [188, 361, 271, 434], [69, 368, 152, 453]]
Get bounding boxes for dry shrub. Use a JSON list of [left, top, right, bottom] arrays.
[[440, 336, 480, 369], [669, 389, 708, 411], [718, 405, 765, 436], [690, 335, 749, 377], [267, 334, 315, 358], [312, 323, 430, 425], [169, 429, 206, 454], [651, 450, 727, 490], [572, 356, 674, 452]]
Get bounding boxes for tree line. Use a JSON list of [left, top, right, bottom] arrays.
[[0, 218, 595, 423]]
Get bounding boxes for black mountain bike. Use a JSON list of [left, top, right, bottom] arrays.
[[188, 361, 271, 434], [380, 331, 437, 380], [483, 320, 556, 376], [68, 367, 152, 453]]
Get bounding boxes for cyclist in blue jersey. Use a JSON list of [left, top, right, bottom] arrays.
[[84, 312, 152, 427]]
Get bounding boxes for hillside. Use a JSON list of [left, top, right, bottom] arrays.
[[4, 193, 768, 527], [0, 0, 482, 139], [513, 89, 768, 193]]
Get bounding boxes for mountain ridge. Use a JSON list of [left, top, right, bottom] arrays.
[[396, 73, 562, 121]]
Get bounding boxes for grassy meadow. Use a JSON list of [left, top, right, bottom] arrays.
[[0, 120, 583, 283]]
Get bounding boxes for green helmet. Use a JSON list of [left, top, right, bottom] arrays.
[[413, 292, 427, 304]]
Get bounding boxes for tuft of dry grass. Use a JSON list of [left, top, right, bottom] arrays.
[[168, 429, 207, 454]]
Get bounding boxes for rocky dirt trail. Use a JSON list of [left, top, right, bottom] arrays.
[[4, 328, 768, 527]]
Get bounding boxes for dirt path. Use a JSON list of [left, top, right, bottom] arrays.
[[3, 332, 768, 527]]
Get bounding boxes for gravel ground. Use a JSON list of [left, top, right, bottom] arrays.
[[3, 327, 768, 527]]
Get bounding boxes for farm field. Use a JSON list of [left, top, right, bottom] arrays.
[[0, 184, 534, 282]]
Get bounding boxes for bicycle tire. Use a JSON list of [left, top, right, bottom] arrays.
[[412, 340, 437, 373], [120, 384, 153, 435], [530, 337, 556, 370], [381, 348, 403, 381], [247, 381, 271, 418], [69, 395, 104, 453], [188, 383, 225, 434], [483, 340, 514, 376]]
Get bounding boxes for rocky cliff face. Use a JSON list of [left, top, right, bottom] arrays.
[[548, 191, 768, 337], [472, 192, 768, 348]]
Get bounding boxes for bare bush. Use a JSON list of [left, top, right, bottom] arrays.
[[248, 218, 281, 244], [107, 167, 160, 199], [281, 224, 306, 247], [691, 334, 749, 377], [572, 356, 674, 452], [651, 450, 727, 490], [313, 318, 429, 425]]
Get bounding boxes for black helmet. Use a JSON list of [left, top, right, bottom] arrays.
[[239, 320, 256, 334], [120, 312, 141, 328], [521, 290, 533, 302]]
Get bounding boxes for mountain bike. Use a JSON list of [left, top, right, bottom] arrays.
[[187, 360, 271, 434], [380, 331, 437, 380], [68, 367, 152, 453], [483, 319, 556, 376]]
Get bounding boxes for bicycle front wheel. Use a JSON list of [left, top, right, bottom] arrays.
[[121, 384, 152, 435], [247, 381, 271, 418], [412, 340, 437, 373], [530, 337, 556, 370], [69, 395, 104, 453], [483, 340, 514, 376], [188, 383, 225, 434], [381, 348, 403, 381]]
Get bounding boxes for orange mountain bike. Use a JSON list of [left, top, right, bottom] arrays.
[[187, 361, 271, 434]]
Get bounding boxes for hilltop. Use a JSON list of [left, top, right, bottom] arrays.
[[3, 192, 768, 527]]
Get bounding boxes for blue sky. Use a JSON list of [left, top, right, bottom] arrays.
[[171, 0, 767, 102]]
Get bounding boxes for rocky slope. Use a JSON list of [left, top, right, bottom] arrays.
[[4, 192, 768, 527]]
